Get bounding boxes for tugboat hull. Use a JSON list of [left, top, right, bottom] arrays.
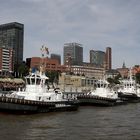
[[0, 102, 39, 114], [0, 97, 79, 114], [118, 92, 140, 103], [50, 101, 79, 112], [77, 95, 117, 106], [0, 96, 54, 114]]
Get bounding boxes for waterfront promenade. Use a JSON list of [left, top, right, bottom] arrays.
[[0, 78, 24, 91]]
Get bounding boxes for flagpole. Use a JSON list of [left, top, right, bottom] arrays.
[[40, 45, 49, 75]]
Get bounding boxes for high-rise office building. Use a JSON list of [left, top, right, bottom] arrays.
[[90, 50, 105, 67], [0, 47, 14, 72], [106, 47, 112, 70], [63, 43, 83, 66], [50, 53, 61, 65], [0, 22, 24, 69]]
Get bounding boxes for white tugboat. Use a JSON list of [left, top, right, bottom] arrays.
[[118, 69, 140, 102], [0, 46, 79, 113], [77, 79, 119, 106]]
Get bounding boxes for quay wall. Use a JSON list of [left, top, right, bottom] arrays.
[[58, 85, 94, 93]]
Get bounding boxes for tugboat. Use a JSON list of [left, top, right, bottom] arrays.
[[0, 46, 79, 114], [118, 69, 140, 103], [77, 79, 120, 106]]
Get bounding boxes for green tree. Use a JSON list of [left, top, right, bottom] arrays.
[[107, 74, 121, 85], [17, 62, 29, 78], [107, 78, 114, 85], [46, 71, 60, 84]]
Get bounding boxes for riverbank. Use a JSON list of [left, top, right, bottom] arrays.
[[0, 78, 25, 91]]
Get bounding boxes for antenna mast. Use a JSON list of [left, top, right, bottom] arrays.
[[40, 45, 49, 75]]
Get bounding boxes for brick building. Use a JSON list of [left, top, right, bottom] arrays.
[[26, 57, 66, 72], [0, 47, 14, 72]]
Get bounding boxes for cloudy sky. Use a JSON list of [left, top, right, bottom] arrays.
[[0, 0, 140, 68]]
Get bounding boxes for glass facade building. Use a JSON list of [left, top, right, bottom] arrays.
[[0, 22, 24, 68], [90, 50, 105, 67], [64, 43, 83, 66]]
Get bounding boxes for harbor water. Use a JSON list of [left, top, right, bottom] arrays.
[[0, 104, 140, 140]]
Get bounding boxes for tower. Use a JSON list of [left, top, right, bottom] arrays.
[[90, 50, 105, 67], [0, 47, 14, 72], [63, 43, 83, 66], [0, 22, 24, 69], [105, 47, 112, 70]]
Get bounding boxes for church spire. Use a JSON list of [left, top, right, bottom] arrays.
[[122, 61, 126, 68]]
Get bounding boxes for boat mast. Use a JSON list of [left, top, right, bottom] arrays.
[[40, 45, 49, 75], [129, 68, 137, 94]]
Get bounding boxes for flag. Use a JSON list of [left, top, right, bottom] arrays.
[[45, 47, 49, 54], [32, 67, 37, 73], [40, 45, 44, 51]]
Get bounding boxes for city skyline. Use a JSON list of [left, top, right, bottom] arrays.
[[0, 0, 140, 68]]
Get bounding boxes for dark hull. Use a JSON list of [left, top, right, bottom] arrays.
[[0, 102, 39, 114], [77, 95, 117, 106], [50, 101, 79, 112], [0, 97, 79, 114], [50, 105, 78, 112], [118, 92, 140, 103]]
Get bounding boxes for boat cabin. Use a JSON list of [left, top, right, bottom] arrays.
[[95, 80, 109, 89], [25, 73, 49, 86], [24, 73, 49, 93]]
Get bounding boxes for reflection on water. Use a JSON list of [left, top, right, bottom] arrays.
[[0, 104, 140, 140]]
